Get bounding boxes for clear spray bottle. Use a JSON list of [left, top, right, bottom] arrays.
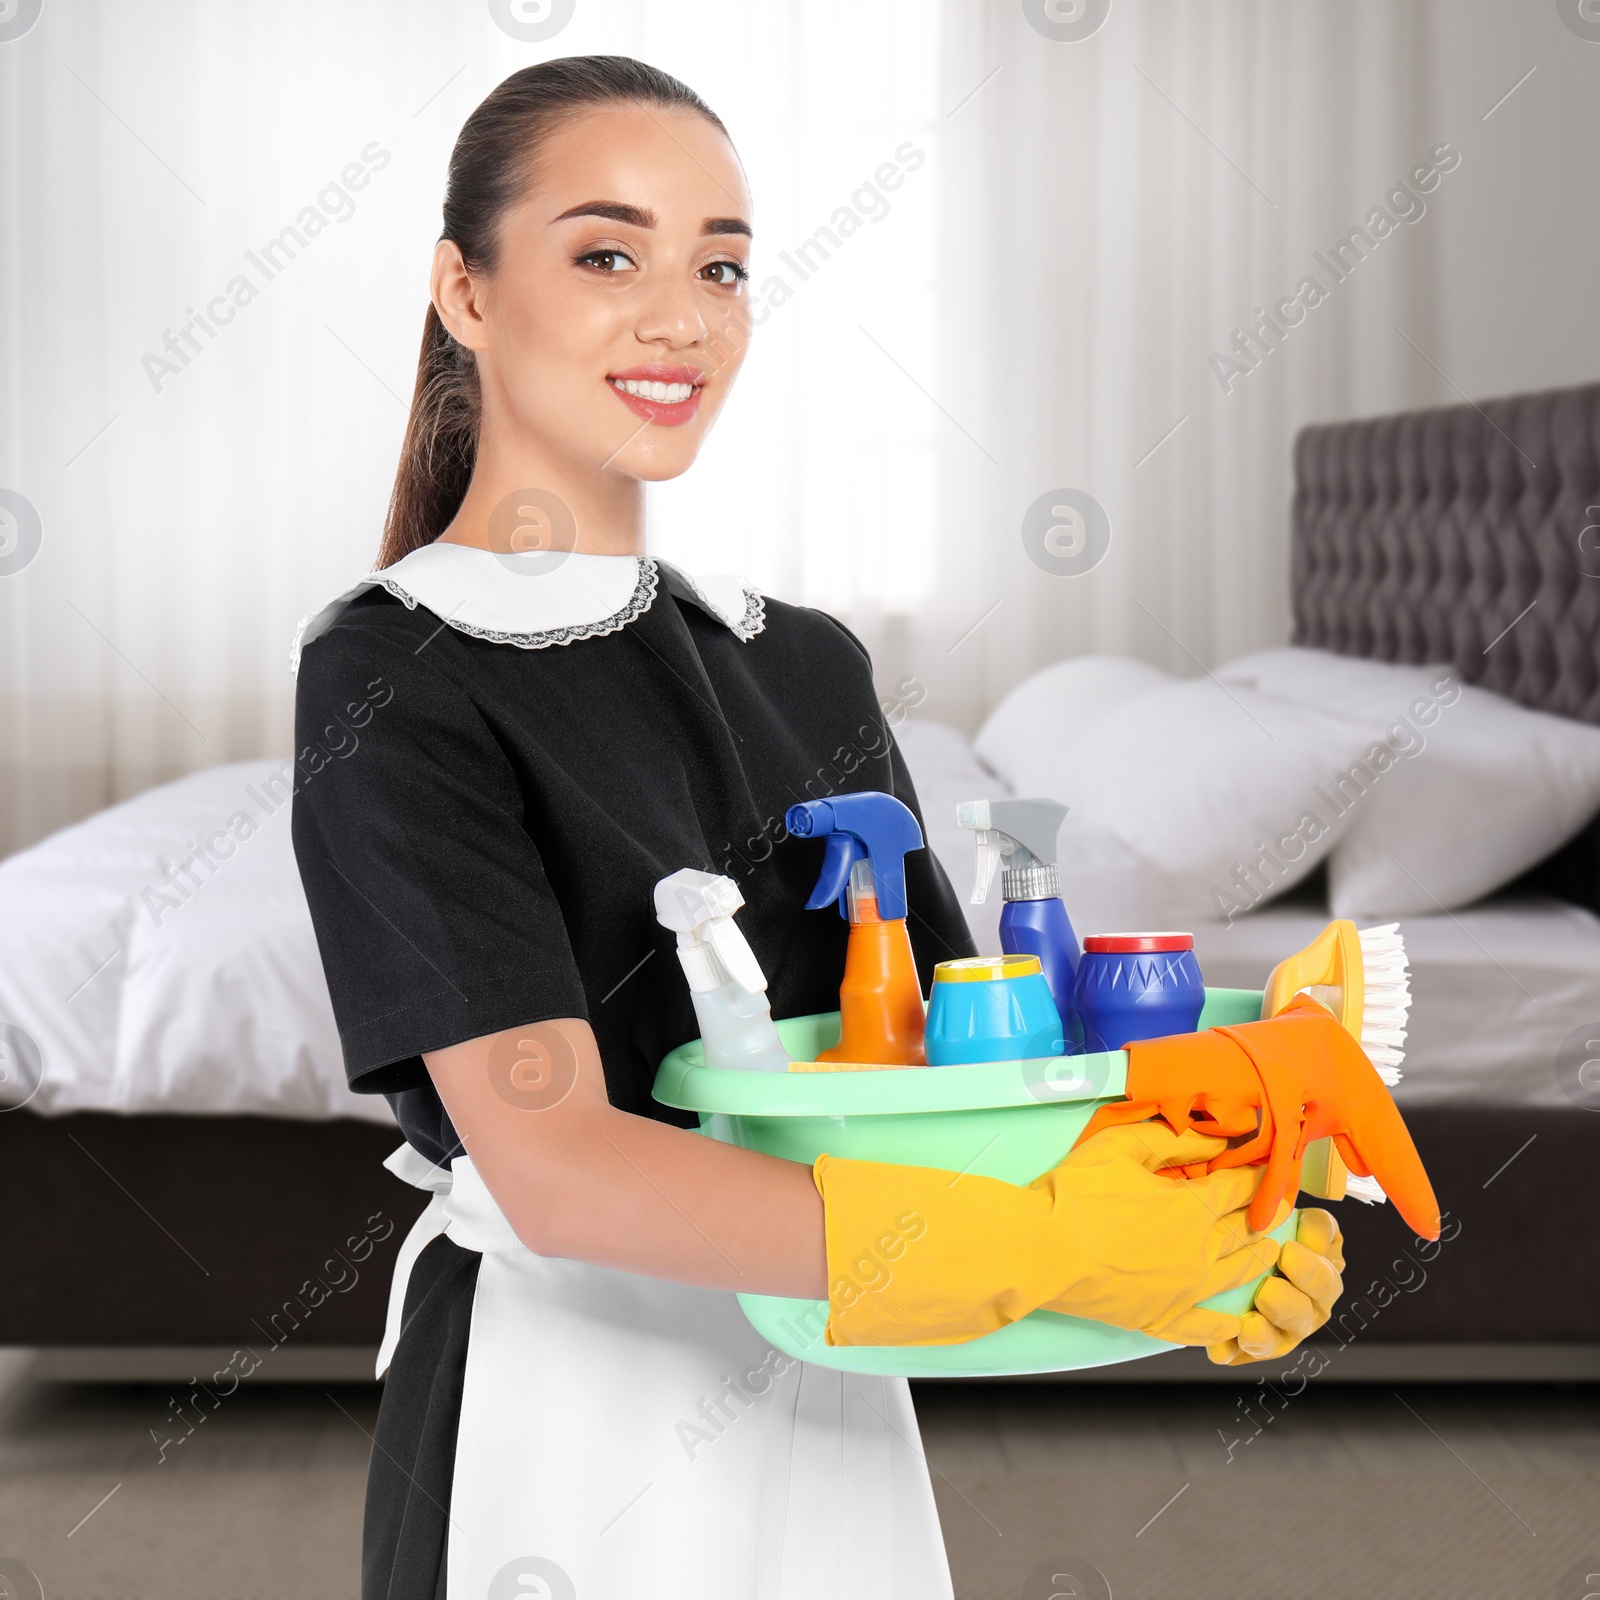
[[654, 869, 791, 1073]]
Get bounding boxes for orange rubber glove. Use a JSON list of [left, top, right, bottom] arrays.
[[1074, 998, 1440, 1239], [812, 1123, 1283, 1349], [1207, 1208, 1345, 1365]]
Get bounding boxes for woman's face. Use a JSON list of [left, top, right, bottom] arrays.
[[439, 103, 753, 485]]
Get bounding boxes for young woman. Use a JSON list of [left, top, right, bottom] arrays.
[[290, 56, 1344, 1600]]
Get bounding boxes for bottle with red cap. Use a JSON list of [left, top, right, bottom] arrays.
[[1073, 933, 1206, 1053]]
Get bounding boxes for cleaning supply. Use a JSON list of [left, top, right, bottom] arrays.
[[924, 954, 1065, 1066], [811, 1122, 1282, 1348], [957, 798, 1081, 1042], [653, 868, 791, 1073], [1260, 919, 1411, 1205], [786, 792, 927, 1066], [1072, 995, 1441, 1239], [1073, 933, 1206, 1052], [653, 987, 1302, 1377]]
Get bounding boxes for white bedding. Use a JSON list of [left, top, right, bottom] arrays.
[[0, 761, 388, 1123], [3, 700, 1595, 1120]]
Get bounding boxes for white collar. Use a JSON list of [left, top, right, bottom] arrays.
[[290, 544, 765, 675]]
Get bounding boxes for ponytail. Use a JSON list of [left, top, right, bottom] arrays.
[[376, 304, 481, 570]]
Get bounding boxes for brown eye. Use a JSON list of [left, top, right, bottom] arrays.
[[577, 248, 638, 273], [701, 260, 748, 287]]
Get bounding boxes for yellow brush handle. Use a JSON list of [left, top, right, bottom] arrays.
[[1260, 919, 1364, 1040], [788, 1058, 917, 1074], [1298, 1137, 1350, 1201], [1261, 919, 1365, 1203]]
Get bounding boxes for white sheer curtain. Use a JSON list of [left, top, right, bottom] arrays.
[[875, 0, 1446, 737], [0, 0, 946, 852], [0, 0, 1525, 852]]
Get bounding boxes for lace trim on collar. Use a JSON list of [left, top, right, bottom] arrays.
[[373, 558, 660, 651], [658, 559, 768, 643], [290, 553, 767, 675], [731, 585, 766, 641]]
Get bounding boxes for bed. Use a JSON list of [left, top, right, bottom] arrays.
[[4, 380, 1599, 1366], [0, 761, 426, 1352], [1257, 379, 1600, 1346], [906, 378, 1600, 1355]]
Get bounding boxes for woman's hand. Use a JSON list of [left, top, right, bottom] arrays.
[[813, 1122, 1283, 1348], [1033, 1123, 1286, 1347], [1205, 1207, 1345, 1365]]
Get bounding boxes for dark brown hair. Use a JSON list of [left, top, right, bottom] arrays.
[[376, 56, 728, 569]]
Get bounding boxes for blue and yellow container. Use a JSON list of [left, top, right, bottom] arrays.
[[924, 953, 1065, 1066]]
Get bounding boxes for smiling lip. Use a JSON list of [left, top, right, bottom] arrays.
[[606, 363, 706, 427]]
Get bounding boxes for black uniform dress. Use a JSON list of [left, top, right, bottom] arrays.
[[289, 546, 975, 1600]]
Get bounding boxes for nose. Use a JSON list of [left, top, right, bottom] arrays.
[[633, 271, 709, 353]]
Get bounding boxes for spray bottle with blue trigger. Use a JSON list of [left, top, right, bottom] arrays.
[[786, 791, 927, 1066], [957, 797, 1083, 1049]]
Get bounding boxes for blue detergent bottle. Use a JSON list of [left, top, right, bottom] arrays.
[[956, 797, 1083, 1049]]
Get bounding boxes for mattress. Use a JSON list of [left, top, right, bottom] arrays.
[[1190, 896, 1600, 1110]]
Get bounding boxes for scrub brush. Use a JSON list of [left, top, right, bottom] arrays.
[[1260, 920, 1412, 1207]]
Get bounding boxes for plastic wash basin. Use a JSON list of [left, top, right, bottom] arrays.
[[652, 986, 1296, 1378]]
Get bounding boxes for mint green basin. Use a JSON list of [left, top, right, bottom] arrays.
[[653, 987, 1294, 1378]]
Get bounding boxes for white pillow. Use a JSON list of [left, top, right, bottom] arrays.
[[893, 718, 1013, 955], [1216, 648, 1600, 918], [974, 656, 1175, 787], [984, 673, 1390, 925]]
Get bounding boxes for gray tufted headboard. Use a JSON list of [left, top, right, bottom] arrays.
[[1290, 381, 1600, 724], [1289, 381, 1600, 908]]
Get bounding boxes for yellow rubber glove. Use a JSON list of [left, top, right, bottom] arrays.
[[1206, 1208, 1346, 1365], [812, 1122, 1282, 1349]]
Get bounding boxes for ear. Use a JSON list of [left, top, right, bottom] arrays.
[[431, 238, 489, 352]]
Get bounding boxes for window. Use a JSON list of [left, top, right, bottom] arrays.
[[645, 3, 941, 615]]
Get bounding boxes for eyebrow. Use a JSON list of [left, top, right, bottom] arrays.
[[550, 200, 751, 238]]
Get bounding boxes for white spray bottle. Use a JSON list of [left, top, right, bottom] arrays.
[[654, 869, 792, 1073]]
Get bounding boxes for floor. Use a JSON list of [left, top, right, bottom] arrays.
[[1, 1357, 1597, 1598], [923, 1382, 1600, 1599], [916, 1376, 1600, 1477]]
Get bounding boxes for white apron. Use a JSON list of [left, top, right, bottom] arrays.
[[379, 1145, 955, 1600]]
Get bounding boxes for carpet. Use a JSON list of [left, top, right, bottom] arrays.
[[4, 1467, 1597, 1598], [933, 1471, 1600, 1600], [0, 1471, 364, 1600]]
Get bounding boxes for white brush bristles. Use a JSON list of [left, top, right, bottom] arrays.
[[1357, 921, 1410, 1089], [1333, 924, 1414, 1209]]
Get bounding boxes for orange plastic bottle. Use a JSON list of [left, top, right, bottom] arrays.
[[818, 880, 926, 1065], [786, 794, 928, 1067]]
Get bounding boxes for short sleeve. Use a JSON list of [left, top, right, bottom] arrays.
[[290, 612, 589, 1093]]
